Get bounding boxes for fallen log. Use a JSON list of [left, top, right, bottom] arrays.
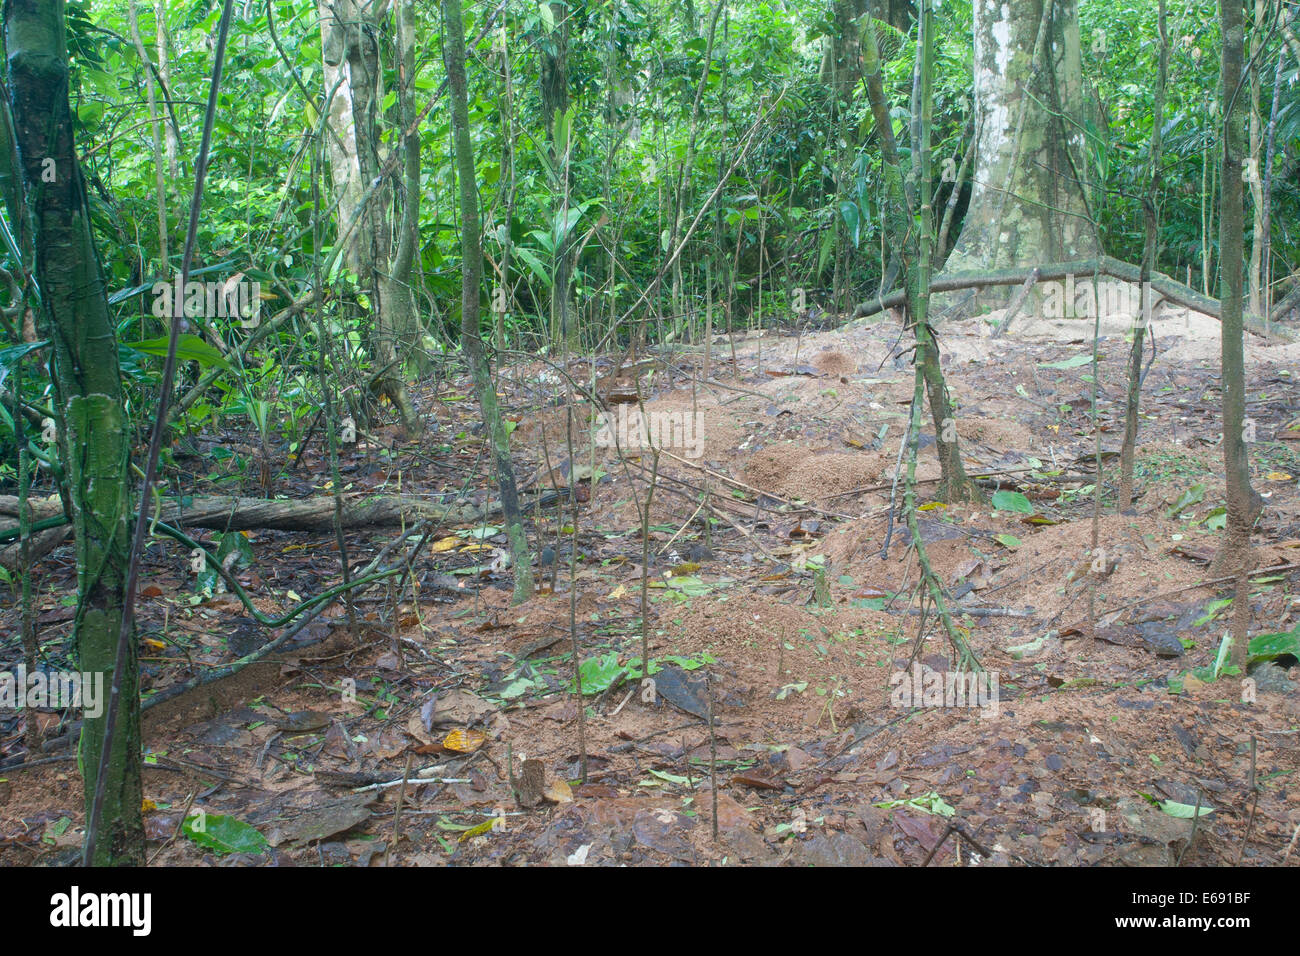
[[149, 493, 486, 532], [0, 489, 564, 540], [851, 256, 1296, 342], [0, 525, 71, 572], [0, 495, 63, 520]]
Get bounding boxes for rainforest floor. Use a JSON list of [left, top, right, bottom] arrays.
[[4, 302, 1300, 866]]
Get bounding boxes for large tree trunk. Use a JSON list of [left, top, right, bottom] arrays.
[[321, 0, 421, 434], [822, 0, 867, 101], [936, 0, 1097, 316], [379, 0, 427, 374], [318, 0, 365, 275], [5, 0, 143, 865]]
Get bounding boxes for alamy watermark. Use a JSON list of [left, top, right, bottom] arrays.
[[0, 666, 103, 719], [593, 404, 705, 458], [49, 886, 151, 936], [889, 662, 999, 717], [151, 274, 261, 327], [1037, 276, 1157, 323]]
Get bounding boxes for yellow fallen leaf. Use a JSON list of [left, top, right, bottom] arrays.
[[443, 728, 486, 753], [431, 536, 460, 553], [143, 638, 166, 651], [607, 584, 628, 600], [1265, 472, 1292, 481], [459, 818, 496, 842]]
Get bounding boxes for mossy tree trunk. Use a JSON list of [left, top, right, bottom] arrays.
[[5, 0, 143, 865]]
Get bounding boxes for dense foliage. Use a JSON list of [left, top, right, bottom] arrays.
[[1, 0, 1297, 482]]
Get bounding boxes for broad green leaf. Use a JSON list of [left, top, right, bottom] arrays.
[[874, 791, 955, 818], [513, 247, 553, 288], [839, 200, 860, 248], [1200, 507, 1227, 530], [1212, 634, 1232, 680], [817, 229, 835, 275], [496, 677, 537, 700], [1193, 598, 1231, 627], [551, 205, 584, 246], [666, 653, 715, 670], [775, 681, 807, 700], [991, 490, 1034, 514], [216, 530, 255, 571], [1248, 624, 1300, 666], [629, 653, 717, 676], [572, 652, 626, 695], [663, 575, 712, 596], [128, 334, 230, 370], [647, 769, 692, 786], [994, 533, 1022, 549], [0, 340, 49, 389], [1037, 354, 1093, 370], [1166, 483, 1206, 518], [457, 526, 500, 540], [182, 813, 268, 856]]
